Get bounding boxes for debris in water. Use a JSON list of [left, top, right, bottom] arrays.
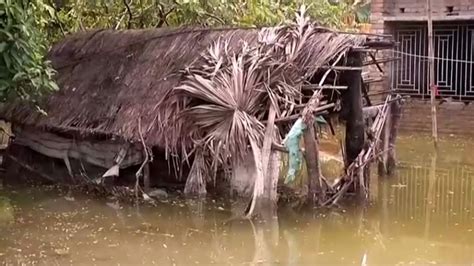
[[148, 189, 168, 199], [54, 248, 70, 256], [391, 183, 407, 188]]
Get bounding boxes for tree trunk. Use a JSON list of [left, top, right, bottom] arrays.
[[342, 52, 365, 165]]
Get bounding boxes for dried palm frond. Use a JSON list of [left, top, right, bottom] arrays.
[[160, 6, 368, 190], [184, 147, 208, 195], [176, 52, 266, 170]]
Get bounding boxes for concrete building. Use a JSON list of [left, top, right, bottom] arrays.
[[371, 0, 474, 135]]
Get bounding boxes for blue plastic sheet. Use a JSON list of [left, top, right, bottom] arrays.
[[283, 118, 306, 184], [283, 115, 326, 184], [315, 115, 327, 124]]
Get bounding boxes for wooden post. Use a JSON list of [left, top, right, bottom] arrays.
[[302, 91, 323, 204], [340, 52, 365, 196], [342, 52, 365, 165], [143, 163, 150, 192], [377, 97, 402, 176], [427, 0, 438, 147], [386, 98, 402, 175], [378, 103, 391, 176], [303, 126, 323, 204]]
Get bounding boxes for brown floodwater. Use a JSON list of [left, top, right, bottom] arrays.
[[0, 134, 473, 265]]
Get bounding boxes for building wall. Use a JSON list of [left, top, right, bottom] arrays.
[[371, 0, 474, 136], [372, 0, 474, 22], [388, 0, 474, 17], [399, 99, 474, 135]]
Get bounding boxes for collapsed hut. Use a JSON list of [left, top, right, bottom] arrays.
[[0, 9, 398, 217]]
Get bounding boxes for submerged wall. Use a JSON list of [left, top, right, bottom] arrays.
[[399, 99, 474, 135]]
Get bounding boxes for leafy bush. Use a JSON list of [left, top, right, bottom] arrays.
[[0, 0, 58, 103]]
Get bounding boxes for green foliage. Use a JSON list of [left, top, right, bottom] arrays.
[[0, 0, 367, 104], [49, 0, 361, 41], [0, 0, 58, 103]]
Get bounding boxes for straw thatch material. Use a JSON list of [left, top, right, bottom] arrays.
[[1, 27, 259, 146], [159, 11, 368, 179], [1, 18, 377, 154]]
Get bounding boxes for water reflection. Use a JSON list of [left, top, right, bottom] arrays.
[[0, 139, 473, 264]]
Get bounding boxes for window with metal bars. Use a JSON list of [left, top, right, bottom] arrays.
[[391, 21, 474, 100]]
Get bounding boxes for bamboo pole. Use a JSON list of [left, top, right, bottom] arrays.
[[427, 0, 439, 147]]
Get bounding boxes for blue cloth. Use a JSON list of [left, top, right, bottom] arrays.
[[283, 118, 306, 184]]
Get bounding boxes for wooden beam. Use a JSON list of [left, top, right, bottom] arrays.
[[302, 85, 348, 90], [366, 52, 384, 72], [351, 47, 378, 53], [363, 77, 384, 84], [272, 103, 335, 123], [320, 66, 363, 71], [335, 30, 393, 38], [294, 100, 328, 109], [363, 57, 400, 67]]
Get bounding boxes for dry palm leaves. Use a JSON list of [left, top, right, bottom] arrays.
[[160, 6, 367, 194]]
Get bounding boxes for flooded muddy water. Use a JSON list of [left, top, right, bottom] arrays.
[[0, 134, 473, 265]]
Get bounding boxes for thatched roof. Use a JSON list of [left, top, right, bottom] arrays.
[[1, 27, 259, 146], [1, 19, 391, 149]]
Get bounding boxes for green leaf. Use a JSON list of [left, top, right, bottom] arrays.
[[49, 81, 59, 91], [43, 3, 56, 18], [2, 53, 11, 69], [0, 42, 6, 53]]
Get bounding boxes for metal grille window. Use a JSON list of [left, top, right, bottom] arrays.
[[391, 22, 474, 100]]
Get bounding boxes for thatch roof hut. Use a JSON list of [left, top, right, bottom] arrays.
[[1, 10, 395, 209], [2, 27, 260, 146]]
